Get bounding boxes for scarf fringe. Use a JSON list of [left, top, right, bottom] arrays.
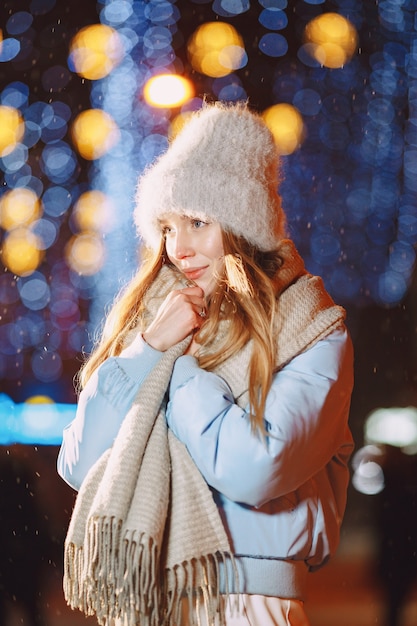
[[63, 516, 157, 624], [64, 516, 235, 626], [164, 552, 228, 626]]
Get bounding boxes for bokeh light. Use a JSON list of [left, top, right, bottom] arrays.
[[263, 103, 305, 155], [65, 232, 106, 275], [0, 105, 24, 156], [365, 406, 417, 452], [68, 24, 124, 80], [72, 190, 115, 233], [1, 227, 44, 276], [213, 0, 250, 17], [0, 187, 41, 230], [143, 74, 194, 108], [351, 445, 385, 496], [187, 22, 247, 78], [40, 141, 78, 184], [259, 33, 288, 58], [0, 393, 77, 444], [18, 271, 51, 311], [25, 395, 54, 404], [0, 37, 20, 62], [303, 12, 358, 68], [71, 109, 120, 160], [168, 111, 195, 141]]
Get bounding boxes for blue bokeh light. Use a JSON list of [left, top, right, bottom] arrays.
[[0, 393, 76, 444], [18, 272, 51, 311], [6, 11, 34, 35], [0, 38, 21, 62], [259, 8, 288, 30], [40, 141, 78, 184], [259, 33, 288, 57], [212, 0, 250, 17]]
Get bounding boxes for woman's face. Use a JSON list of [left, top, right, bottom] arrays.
[[159, 213, 225, 297]]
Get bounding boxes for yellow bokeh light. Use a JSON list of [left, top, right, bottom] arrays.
[[26, 395, 54, 404], [65, 232, 106, 275], [73, 190, 115, 232], [0, 188, 42, 230], [69, 24, 124, 80], [143, 74, 194, 108], [71, 109, 120, 160], [0, 105, 24, 157], [263, 104, 305, 156], [304, 13, 358, 69], [188, 22, 246, 78], [169, 111, 194, 140], [1, 228, 44, 276]]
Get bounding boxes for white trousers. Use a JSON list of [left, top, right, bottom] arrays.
[[180, 594, 311, 626], [110, 594, 311, 626]]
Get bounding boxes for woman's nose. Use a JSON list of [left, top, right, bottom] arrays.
[[172, 229, 194, 259]]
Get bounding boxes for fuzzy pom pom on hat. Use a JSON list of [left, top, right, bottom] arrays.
[[134, 102, 286, 251]]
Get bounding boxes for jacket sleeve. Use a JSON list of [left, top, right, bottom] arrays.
[[57, 335, 163, 490], [166, 326, 354, 508]]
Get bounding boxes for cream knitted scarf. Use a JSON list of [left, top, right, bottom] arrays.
[[63, 240, 345, 626]]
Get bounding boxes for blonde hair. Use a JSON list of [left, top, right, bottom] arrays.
[[78, 231, 282, 432], [77, 241, 164, 389]]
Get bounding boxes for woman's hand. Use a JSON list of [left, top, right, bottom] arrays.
[[143, 286, 206, 352]]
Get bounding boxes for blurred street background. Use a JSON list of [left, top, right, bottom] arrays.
[[1, 0, 417, 624]]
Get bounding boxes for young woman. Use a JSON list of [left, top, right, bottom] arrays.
[[58, 102, 354, 626]]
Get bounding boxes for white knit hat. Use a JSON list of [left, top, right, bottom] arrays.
[[134, 102, 286, 251]]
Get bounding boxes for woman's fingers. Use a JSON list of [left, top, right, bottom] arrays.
[[177, 286, 206, 315], [143, 286, 207, 351]]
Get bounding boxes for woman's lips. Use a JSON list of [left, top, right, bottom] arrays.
[[182, 266, 207, 281]]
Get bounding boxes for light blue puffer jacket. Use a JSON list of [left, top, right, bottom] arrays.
[[58, 326, 353, 599]]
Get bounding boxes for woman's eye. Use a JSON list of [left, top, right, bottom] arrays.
[[161, 225, 173, 236], [192, 219, 207, 229]]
